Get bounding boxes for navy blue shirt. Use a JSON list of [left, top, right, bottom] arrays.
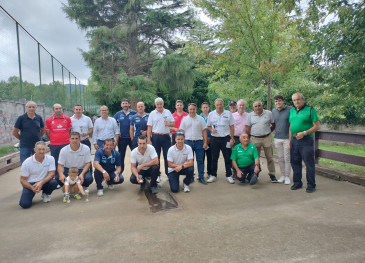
[[114, 110, 137, 138], [130, 113, 149, 139], [94, 148, 121, 173], [14, 113, 44, 148]]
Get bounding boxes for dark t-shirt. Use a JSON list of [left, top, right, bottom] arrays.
[[14, 113, 44, 148], [94, 148, 121, 173], [272, 105, 293, 139]]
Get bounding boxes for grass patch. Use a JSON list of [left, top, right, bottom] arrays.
[[0, 146, 16, 158]]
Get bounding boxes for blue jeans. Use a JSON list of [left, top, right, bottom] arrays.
[[94, 169, 124, 190], [118, 138, 132, 173], [130, 165, 159, 188], [19, 179, 58, 209], [168, 166, 194, 193], [185, 140, 205, 179], [290, 136, 316, 190], [57, 167, 94, 188], [151, 134, 171, 175], [19, 148, 35, 164], [237, 163, 258, 183]]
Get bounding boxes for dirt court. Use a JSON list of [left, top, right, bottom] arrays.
[[0, 148, 364, 263]]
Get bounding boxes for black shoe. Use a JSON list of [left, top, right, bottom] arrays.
[[306, 188, 316, 193], [269, 175, 278, 183], [291, 184, 302, 190], [140, 182, 146, 191], [151, 186, 159, 194], [239, 178, 245, 184], [198, 178, 207, 185], [249, 173, 258, 185]]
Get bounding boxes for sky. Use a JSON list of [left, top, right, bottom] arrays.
[[0, 0, 90, 84]]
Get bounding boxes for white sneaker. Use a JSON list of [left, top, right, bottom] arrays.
[[108, 184, 114, 190], [156, 176, 161, 183], [226, 176, 235, 184], [183, 183, 190, 193], [97, 189, 104, 196], [278, 176, 285, 183], [285, 176, 291, 185], [207, 175, 217, 183], [41, 193, 51, 203]]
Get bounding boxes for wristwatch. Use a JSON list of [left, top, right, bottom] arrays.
[[303, 131, 307, 136], [102, 170, 106, 174], [182, 165, 185, 169]]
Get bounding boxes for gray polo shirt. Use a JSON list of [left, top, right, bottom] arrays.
[[246, 110, 274, 136], [272, 105, 293, 139]]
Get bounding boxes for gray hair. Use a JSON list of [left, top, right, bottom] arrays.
[[214, 98, 224, 104], [26, 101, 37, 107], [292, 93, 305, 99], [155, 97, 164, 104], [35, 141, 46, 147], [237, 99, 247, 106]]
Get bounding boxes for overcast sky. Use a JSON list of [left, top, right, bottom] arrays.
[[0, 0, 90, 84]]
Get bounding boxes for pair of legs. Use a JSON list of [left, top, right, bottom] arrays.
[[49, 144, 67, 178], [237, 163, 260, 183], [185, 140, 205, 180], [130, 165, 159, 188], [19, 148, 35, 164], [250, 135, 276, 176], [94, 170, 124, 190], [57, 167, 94, 188], [19, 179, 58, 209], [118, 138, 132, 173], [274, 138, 291, 182], [290, 136, 316, 190], [168, 167, 194, 192], [210, 136, 232, 178], [151, 134, 171, 175]]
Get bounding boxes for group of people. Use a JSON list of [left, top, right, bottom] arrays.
[[13, 92, 320, 209]]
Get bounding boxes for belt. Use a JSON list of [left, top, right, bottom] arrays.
[[251, 133, 271, 138], [186, 139, 203, 143], [152, 132, 169, 136], [82, 138, 89, 141]]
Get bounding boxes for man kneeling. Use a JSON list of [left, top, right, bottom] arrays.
[[231, 133, 261, 185], [19, 141, 57, 208], [167, 132, 194, 193], [130, 135, 159, 194], [94, 138, 124, 196]]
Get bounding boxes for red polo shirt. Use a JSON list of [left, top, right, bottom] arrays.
[[172, 111, 188, 134], [45, 114, 72, 145]]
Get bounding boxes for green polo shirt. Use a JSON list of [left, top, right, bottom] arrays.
[[289, 105, 319, 137], [231, 143, 259, 167]]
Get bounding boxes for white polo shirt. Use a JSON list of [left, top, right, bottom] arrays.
[[207, 110, 235, 137], [130, 144, 158, 170], [147, 109, 174, 134], [71, 114, 93, 140], [58, 144, 91, 169], [92, 117, 120, 141], [167, 144, 193, 173], [21, 155, 55, 183], [179, 114, 207, 141]]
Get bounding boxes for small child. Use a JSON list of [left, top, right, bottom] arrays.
[[63, 167, 86, 203]]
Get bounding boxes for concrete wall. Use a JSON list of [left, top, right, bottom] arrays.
[[0, 99, 73, 147]]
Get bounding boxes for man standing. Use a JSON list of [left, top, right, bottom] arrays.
[[93, 105, 120, 150], [231, 133, 261, 185], [179, 103, 208, 184], [289, 93, 320, 193], [167, 133, 194, 193], [57, 132, 93, 194], [19, 141, 57, 208], [70, 104, 93, 149], [93, 139, 124, 196], [130, 101, 149, 150], [147, 97, 175, 179], [200, 102, 213, 179], [45, 103, 72, 169], [229, 100, 237, 114], [246, 101, 277, 182], [207, 98, 235, 183], [114, 99, 137, 172], [232, 99, 248, 146], [13, 101, 45, 163], [272, 95, 293, 185], [130, 135, 159, 194], [170, 100, 188, 145]]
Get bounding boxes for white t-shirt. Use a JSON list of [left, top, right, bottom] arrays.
[[92, 117, 120, 141], [207, 110, 235, 137], [179, 114, 207, 141], [130, 144, 158, 170], [147, 109, 174, 134], [167, 144, 194, 173], [21, 155, 56, 183], [64, 176, 81, 186], [58, 144, 91, 169], [71, 114, 93, 140]]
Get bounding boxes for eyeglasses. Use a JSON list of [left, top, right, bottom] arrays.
[[176, 132, 184, 135]]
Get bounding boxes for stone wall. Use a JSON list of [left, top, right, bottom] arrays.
[[0, 99, 73, 147]]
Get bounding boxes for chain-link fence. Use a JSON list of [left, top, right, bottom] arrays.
[[0, 6, 98, 113]]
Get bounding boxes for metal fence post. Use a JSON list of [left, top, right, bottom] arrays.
[[15, 22, 23, 99]]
